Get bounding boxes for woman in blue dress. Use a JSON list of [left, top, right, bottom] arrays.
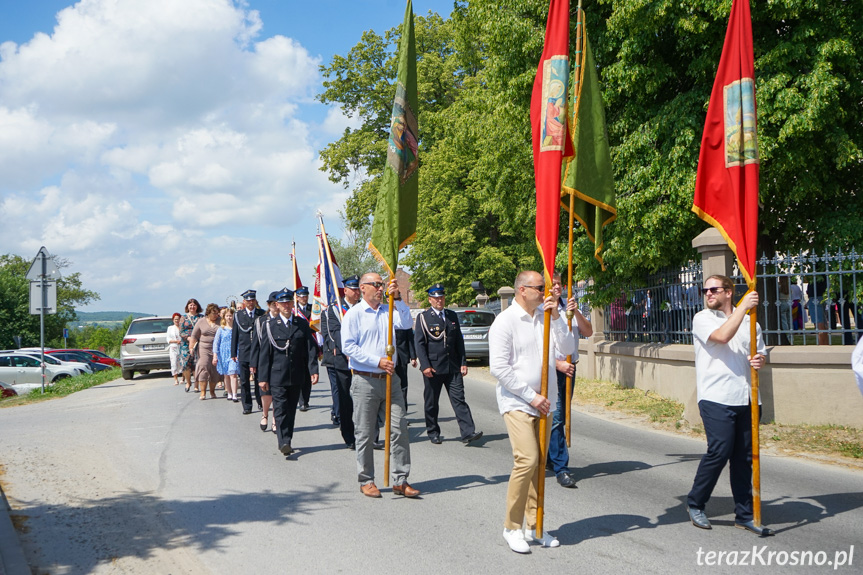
[[213, 308, 240, 401]]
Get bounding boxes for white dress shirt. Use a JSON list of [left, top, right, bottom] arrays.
[[852, 338, 863, 397], [692, 308, 766, 406], [489, 299, 576, 416], [341, 298, 411, 373]]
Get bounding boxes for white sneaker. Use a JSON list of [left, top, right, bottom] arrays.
[[525, 528, 560, 548], [502, 528, 530, 554]]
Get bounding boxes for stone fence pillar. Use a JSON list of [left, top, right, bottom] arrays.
[[498, 287, 514, 311], [692, 227, 734, 280]]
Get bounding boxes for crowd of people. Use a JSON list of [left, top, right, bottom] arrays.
[[162, 269, 772, 554]]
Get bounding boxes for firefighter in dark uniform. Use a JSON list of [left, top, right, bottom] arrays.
[[294, 285, 315, 411], [231, 289, 265, 415], [321, 275, 361, 448], [258, 289, 320, 456], [395, 315, 417, 408], [251, 291, 280, 431], [414, 284, 483, 445]]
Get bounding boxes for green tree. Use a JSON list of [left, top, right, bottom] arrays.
[[0, 254, 100, 348], [327, 213, 384, 278], [319, 0, 863, 304]]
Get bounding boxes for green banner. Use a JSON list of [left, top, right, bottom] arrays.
[[369, 0, 419, 276]]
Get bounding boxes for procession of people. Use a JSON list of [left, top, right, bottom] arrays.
[[164, 266, 774, 554]]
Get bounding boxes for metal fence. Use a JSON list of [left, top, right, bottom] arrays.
[[601, 249, 863, 346], [733, 249, 863, 346], [603, 262, 703, 344]]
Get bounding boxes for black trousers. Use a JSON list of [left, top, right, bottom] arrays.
[[272, 384, 302, 450], [423, 371, 475, 440], [326, 366, 340, 422], [395, 360, 410, 405], [298, 372, 311, 407], [687, 400, 760, 522], [239, 360, 261, 411], [330, 367, 355, 446]]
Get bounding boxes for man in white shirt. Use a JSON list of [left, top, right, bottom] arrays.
[[489, 270, 577, 553], [686, 274, 771, 536], [341, 272, 418, 499], [548, 272, 592, 489]]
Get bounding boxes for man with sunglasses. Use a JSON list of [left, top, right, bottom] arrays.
[[341, 272, 419, 498], [490, 270, 577, 553], [686, 274, 771, 536]]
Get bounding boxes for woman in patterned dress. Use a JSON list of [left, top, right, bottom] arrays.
[[179, 298, 203, 392], [190, 303, 221, 400]]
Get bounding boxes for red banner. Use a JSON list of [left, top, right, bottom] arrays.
[[531, 0, 573, 286], [692, 0, 759, 287]]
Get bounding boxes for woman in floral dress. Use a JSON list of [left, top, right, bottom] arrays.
[[179, 298, 203, 392]]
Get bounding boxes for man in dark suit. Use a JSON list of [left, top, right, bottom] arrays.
[[258, 289, 320, 456], [231, 289, 266, 415], [395, 322, 417, 407], [294, 285, 315, 411], [414, 284, 483, 446], [321, 275, 361, 448]]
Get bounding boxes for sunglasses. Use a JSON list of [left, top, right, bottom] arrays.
[[523, 285, 545, 292], [701, 287, 726, 295], [362, 281, 385, 289]]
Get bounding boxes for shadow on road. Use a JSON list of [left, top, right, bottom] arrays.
[[413, 473, 509, 494], [12, 486, 335, 573]]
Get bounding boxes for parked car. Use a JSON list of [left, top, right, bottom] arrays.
[[0, 353, 76, 386], [452, 307, 497, 360], [14, 351, 92, 375], [47, 350, 112, 372], [0, 380, 17, 399], [49, 348, 120, 367], [120, 317, 174, 380], [82, 349, 121, 367]]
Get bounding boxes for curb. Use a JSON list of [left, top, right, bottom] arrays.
[[0, 485, 29, 575]]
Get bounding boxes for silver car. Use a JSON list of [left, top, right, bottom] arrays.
[[453, 307, 496, 360], [120, 317, 174, 380]]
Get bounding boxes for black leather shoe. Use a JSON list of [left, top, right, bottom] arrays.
[[735, 520, 774, 536], [429, 435, 442, 445], [462, 431, 484, 445], [373, 440, 385, 450], [299, 403, 310, 412], [556, 471, 577, 488], [688, 507, 712, 530], [347, 443, 356, 451], [279, 442, 293, 456], [242, 409, 252, 415]]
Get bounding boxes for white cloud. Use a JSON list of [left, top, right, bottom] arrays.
[[321, 105, 363, 136], [0, 0, 348, 313]]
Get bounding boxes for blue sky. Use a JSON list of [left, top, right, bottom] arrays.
[[0, 0, 454, 315]]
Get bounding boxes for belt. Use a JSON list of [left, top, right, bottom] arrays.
[[352, 370, 387, 379]]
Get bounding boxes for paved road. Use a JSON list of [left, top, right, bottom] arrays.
[[1, 368, 861, 574]]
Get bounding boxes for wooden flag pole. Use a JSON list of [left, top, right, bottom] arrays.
[[565, 192, 575, 447], [749, 305, 761, 526], [384, 285, 395, 488], [564, 3, 584, 447], [536, 299, 553, 538]]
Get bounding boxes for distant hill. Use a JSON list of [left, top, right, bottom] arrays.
[[75, 311, 155, 322]]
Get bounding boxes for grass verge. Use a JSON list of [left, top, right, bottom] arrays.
[[0, 368, 121, 408], [572, 377, 863, 462]]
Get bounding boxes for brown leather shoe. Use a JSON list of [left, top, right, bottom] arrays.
[[392, 482, 420, 498], [360, 483, 381, 498]]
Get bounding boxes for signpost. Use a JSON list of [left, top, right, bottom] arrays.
[[26, 247, 61, 393]]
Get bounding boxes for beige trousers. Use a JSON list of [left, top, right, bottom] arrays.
[[503, 409, 550, 530]]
